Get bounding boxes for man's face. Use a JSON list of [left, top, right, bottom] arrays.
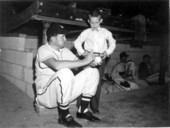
[[88, 16, 102, 30], [121, 56, 128, 62], [51, 34, 66, 48]]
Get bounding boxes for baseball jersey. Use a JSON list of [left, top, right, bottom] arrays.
[[35, 43, 77, 92], [111, 62, 126, 79], [74, 27, 116, 55]]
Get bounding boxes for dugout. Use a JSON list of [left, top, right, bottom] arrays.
[[0, 1, 169, 99]]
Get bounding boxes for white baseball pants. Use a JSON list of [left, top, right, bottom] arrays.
[[35, 67, 99, 108]]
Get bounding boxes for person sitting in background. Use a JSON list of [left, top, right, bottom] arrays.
[[138, 54, 153, 80], [138, 54, 169, 84], [110, 52, 140, 91]]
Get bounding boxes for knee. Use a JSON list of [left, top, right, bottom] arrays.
[[57, 68, 74, 81], [87, 68, 100, 82], [88, 68, 99, 77]]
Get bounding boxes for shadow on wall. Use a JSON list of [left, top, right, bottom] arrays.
[[32, 57, 37, 105]]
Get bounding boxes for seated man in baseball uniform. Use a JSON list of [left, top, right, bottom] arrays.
[[35, 23, 100, 127], [110, 52, 140, 91]]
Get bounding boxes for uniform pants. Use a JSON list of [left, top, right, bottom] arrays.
[[36, 67, 99, 108]]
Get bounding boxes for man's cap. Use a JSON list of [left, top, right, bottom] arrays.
[[120, 52, 129, 58], [143, 54, 152, 59], [46, 23, 68, 40]]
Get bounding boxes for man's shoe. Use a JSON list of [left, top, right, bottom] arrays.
[[58, 115, 82, 127], [76, 111, 100, 122]]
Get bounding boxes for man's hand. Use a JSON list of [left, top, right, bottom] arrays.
[[90, 60, 102, 67], [82, 51, 90, 57], [91, 56, 102, 67], [84, 52, 96, 64]]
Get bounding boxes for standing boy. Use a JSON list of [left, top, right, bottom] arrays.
[[74, 10, 116, 113], [35, 23, 100, 127]]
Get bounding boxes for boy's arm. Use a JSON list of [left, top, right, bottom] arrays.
[[74, 32, 87, 56], [106, 32, 116, 56]]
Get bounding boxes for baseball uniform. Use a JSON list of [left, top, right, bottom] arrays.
[[111, 61, 140, 91], [35, 43, 99, 108]]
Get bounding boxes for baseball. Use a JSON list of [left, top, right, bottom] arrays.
[[95, 56, 102, 63]]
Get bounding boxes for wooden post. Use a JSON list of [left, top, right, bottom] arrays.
[[159, 3, 169, 85], [42, 21, 51, 44], [159, 35, 167, 85], [168, 0, 170, 119]]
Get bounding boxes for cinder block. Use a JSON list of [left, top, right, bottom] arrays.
[[2, 62, 10, 74], [25, 83, 35, 99], [2, 50, 34, 67], [10, 64, 23, 80], [0, 61, 2, 73], [2, 62, 23, 79], [0, 49, 6, 61], [0, 73, 6, 78], [24, 68, 34, 84], [114, 44, 128, 52], [2, 50, 16, 63], [128, 51, 143, 59], [0, 49, 2, 60], [25, 37, 38, 50], [110, 51, 120, 59], [4, 74, 16, 85], [142, 46, 160, 52], [14, 78, 27, 93], [126, 44, 143, 52], [0, 36, 26, 51], [16, 51, 33, 67]]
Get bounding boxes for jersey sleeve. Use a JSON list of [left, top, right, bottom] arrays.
[[37, 47, 54, 62]]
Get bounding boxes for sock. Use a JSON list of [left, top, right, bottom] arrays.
[[59, 104, 70, 118], [79, 95, 91, 113]]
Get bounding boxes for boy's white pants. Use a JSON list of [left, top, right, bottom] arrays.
[[35, 67, 99, 108]]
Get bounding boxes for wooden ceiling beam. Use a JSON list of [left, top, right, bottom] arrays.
[[6, 1, 135, 33], [32, 15, 134, 33]]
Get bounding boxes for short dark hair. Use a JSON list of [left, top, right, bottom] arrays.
[[120, 52, 129, 59], [89, 10, 101, 18], [143, 54, 151, 59]]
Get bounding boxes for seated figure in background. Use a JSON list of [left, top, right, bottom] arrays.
[[110, 52, 141, 91], [138, 54, 169, 84]]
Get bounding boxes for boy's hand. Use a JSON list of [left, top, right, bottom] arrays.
[[82, 51, 90, 57]]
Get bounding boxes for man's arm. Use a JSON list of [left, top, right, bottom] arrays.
[[43, 52, 95, 71]]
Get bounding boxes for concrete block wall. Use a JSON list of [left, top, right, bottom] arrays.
[[0, 35, 160, 99], [105, 44, 160, 75], [63, 40, 160, 76], [0, 35, 38, 99]]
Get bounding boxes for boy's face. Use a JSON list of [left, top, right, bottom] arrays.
[[88, 16, 103, 30], [51, 34, 66, 48]]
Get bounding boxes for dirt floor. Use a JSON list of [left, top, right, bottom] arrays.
[[0, 76, 169, 128]]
